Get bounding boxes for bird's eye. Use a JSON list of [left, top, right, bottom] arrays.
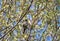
[[25, 19, 28, 21]]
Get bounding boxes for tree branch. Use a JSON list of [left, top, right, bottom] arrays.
[[0, 0, 33, 39]]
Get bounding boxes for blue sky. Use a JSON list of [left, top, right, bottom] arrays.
[[27, 14, 32, 20], [0, 0, 2, 10], [46, 36, 52, 41]]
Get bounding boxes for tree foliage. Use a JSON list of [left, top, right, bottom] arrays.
[[0, 0, 60, 41]]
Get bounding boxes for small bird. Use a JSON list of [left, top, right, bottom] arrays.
[[23, 19, 28, 33]]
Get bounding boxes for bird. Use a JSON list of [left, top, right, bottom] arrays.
[[23, 19, 28, 33]]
